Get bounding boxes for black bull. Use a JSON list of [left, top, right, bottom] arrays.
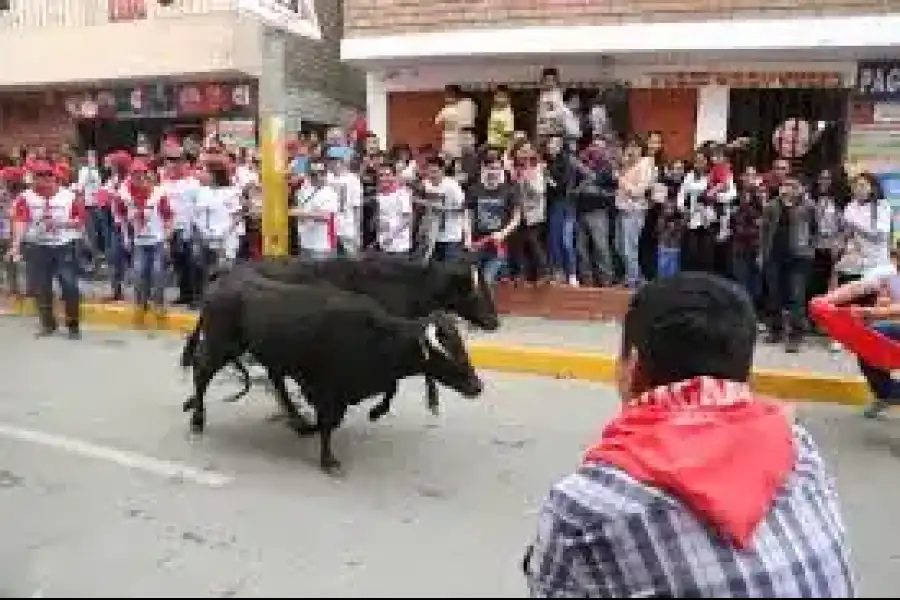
[[183, 275, 484, 473], [181, 255, 500, 418]]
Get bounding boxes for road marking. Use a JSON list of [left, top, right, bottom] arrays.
[[0, 423, 233, 488]]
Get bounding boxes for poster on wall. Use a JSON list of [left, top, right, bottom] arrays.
[[217, 119, 257, 148], [846, 124, 900, 174]]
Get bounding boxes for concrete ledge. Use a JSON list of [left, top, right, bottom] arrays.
[[3, 299, 872, 407]]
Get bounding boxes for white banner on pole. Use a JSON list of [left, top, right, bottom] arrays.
[[237, 0, 321, 40]]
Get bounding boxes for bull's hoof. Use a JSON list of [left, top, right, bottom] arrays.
[[368, 404, 389, 422], [320, 459, 343, 477], [189, 414, 205, 435], [427, 402, 441, 417], [182, 397, 195, 412], [287, 415, 317, 436]]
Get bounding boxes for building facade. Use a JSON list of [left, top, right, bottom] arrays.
[[0, 0, 364, 150], [341, 0, 899, 166]]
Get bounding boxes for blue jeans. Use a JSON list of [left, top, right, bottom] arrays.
[[85, 206, 110, 256], [477, 244, 506, 285], [432, 241, 465, 263], [107, 224, 129, 294], [132, 242, 167, 308], [617, 210, 645, 286], [30, 242, 80, 330], [859, 321, 900, 402], [732, 248, 762, 305], [657, 246, 681, 279], [547, 200, 576, 278]]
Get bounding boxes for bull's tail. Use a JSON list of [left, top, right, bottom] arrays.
[[180, 314, 204, 369]]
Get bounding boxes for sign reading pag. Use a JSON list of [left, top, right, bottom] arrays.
[[856, 61, 900, 102], [236, 0, 321, 40]]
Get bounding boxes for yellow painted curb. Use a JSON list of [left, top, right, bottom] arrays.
[[5, 299, 872, 406]]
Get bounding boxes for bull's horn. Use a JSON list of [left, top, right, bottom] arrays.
[[425, 322, 451, 359]]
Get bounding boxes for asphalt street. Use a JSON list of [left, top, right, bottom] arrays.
[[0, 318, 899, 598]]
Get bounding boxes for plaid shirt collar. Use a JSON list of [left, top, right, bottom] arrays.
[[626, 376, 754, 410]]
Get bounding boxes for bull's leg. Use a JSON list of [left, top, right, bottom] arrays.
[[267, 370, 316, 436], [220, 359, 252, 403], [424, 376, 441, 416], [368, 381, 398, 422], [185, 350, 227, 434], [315, 401, 349, 475]]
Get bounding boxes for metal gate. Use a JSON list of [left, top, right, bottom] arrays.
[[727, 87, 849, 179]]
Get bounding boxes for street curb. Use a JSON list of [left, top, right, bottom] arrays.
[[4, 299, 872, 406]]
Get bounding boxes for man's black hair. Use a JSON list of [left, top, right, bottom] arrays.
[[621, 272, 757, 386], [425, 155, 445, 170]]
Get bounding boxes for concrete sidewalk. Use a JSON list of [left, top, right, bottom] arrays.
[[1, 295, 874, 407], [475, 316, 862, 378]]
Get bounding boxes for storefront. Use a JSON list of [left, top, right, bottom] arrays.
[[848, 60, 900, 241], [69, 79, 258, 155], [364, 60, 853, 162]]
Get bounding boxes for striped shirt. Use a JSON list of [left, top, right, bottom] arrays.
[[524, 423, 855, 598]]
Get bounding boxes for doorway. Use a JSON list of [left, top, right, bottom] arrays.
[[77, 117, 205, 156], [727, 88, 849, 177], [628, 88, 699, 161]]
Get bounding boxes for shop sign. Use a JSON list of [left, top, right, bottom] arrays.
[[176, 83, 255, 116], [856, 61, 900, 101], [77, 82, 256, 120]]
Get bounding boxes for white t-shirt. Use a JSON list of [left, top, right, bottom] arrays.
[[296, 184, 339, 252], [422, 177, 466, 243], [234, 164, 259, 189], [76, 165, 102, 207], [194, 186, 240, 241], [161, 176, 200, 233], [376, 188, 413, 253], [838, 198, 893, 275], [17, 187, 82, 246], [326, 170, 363, 243]]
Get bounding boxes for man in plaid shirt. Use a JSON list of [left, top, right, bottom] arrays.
[[524, 273, 855, 597]]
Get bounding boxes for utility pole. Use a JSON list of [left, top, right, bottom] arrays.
[[259, 28, 289, 257]]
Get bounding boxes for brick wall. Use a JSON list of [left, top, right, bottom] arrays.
[[0, 93, 75, 150], [345, 0, 894, 36], [285, 0, 365, 126]]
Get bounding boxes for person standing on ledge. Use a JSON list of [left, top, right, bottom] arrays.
[[523, 272, 855, 598], [10, 160, 85, 339]]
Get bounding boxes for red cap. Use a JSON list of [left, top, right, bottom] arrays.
[[0, 166, 25, 183], [106, 150, 133, 169], [29, 160, 55, 177], [130, 159, 152, 174], [163, 135, 183, 159], [53, 162, 72, 182]]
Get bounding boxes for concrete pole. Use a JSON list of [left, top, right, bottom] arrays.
[[259, 28, 290, 257]]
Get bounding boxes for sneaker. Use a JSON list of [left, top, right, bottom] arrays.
[[862, 399, 889, 419]]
